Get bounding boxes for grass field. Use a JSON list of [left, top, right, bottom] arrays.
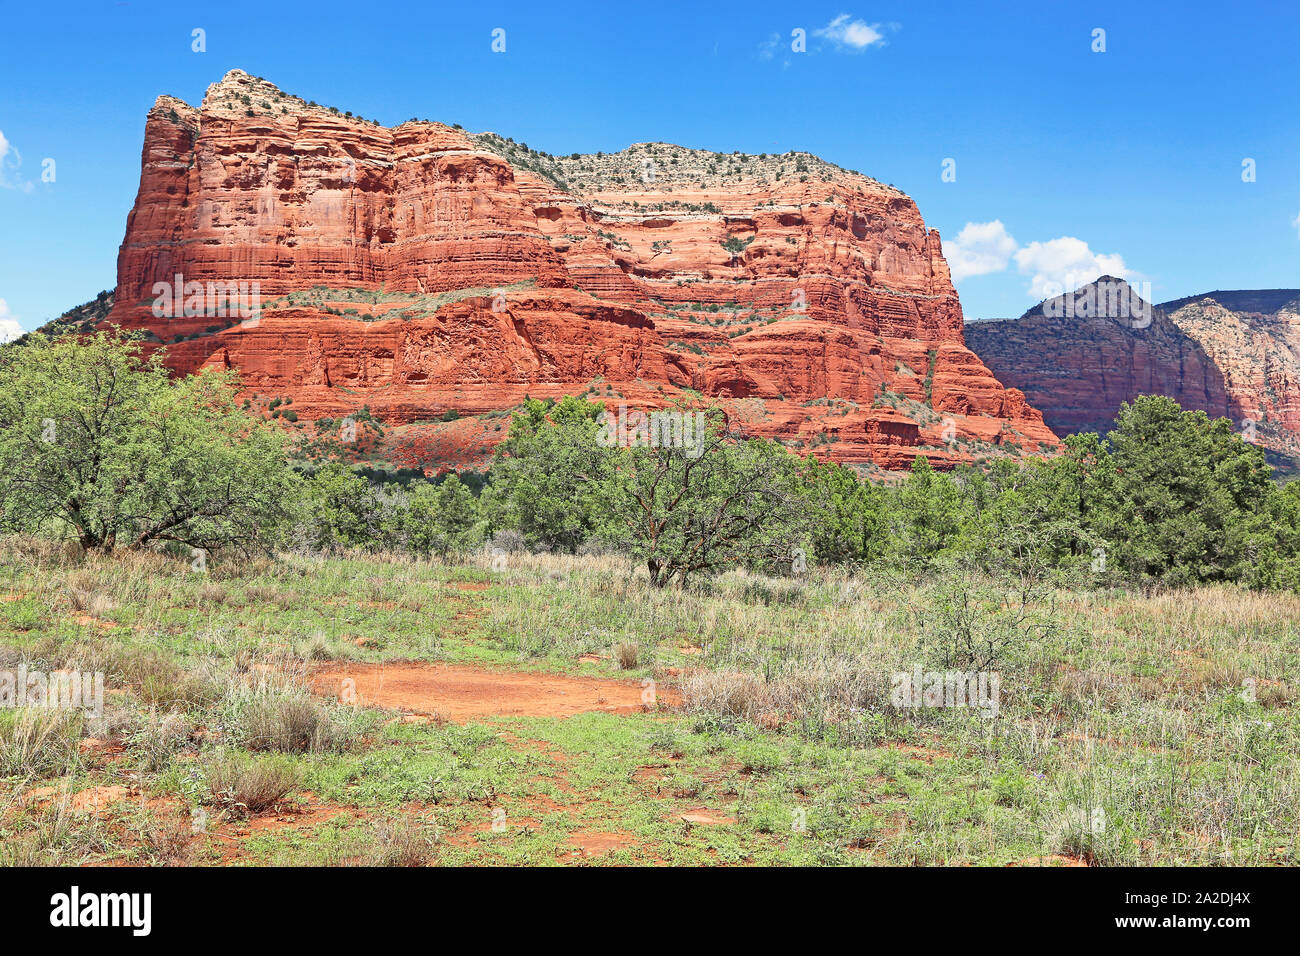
[[2, 536, 1298, 866]]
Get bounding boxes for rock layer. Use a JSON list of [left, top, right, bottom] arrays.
[[966, 278, 1300, 463], [1164, 293, 1300, 460], [104, 69, 1058, 471]]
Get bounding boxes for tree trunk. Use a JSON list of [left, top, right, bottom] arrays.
[[647, 558, 667, 587]]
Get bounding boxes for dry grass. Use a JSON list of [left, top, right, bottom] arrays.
[[204, 752, 299, 817], [4, 539, 1299, 866], [0, 708, 83, 778], [0, 795, 114, 866], [614, 641, 638, 669], [137, 809, 195, 865], [67, 586, 114, 618], [219, 675, 366, 754], [362, 815, 440, 866], [129, 710, 193, 772], [197, 583, 230, 606]]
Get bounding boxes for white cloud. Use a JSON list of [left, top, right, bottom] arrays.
[[1013, 237, 1129, 299], [0, 298, 22, 343], [945, 221, 1136, 300], [814, 14, 886, 51], [1293, 211, 1300, 238], [759, 33, 780, 59], [0, 129, 31, 191], [946, 220, 1018, 282]]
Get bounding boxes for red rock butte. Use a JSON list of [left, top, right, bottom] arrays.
[[104, 69, 1058, 472]]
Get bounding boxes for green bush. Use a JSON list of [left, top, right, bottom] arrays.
[[0, 330, 298, 554]]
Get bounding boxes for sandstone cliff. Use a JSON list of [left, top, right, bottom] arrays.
[[966, 278, 1300, 463], [101, 69, 1058, 472], [1164, 293, 1300, 460]]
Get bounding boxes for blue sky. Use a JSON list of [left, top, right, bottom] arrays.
[[1, 0, 1297, 338]]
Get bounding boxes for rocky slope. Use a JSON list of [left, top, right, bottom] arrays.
[[99, 69, 1058, 472], [966, 279, 1300, 463], [1163, 292, 1300, 460]]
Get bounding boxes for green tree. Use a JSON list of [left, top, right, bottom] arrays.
[[798, 455, 886, 564], [0, 330, 296, 553], [954, 453, 1102, 585], [887, 456, 965, 569], [297, 463, 389, 551], [1101, 395, 1279, 585], [427, 474, 483, 555], [602, 407, 808, 586], [482, 395, 609, 553], [392, 481, 441, 554]]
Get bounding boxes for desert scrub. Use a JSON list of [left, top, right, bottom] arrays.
[[679, 657, 897, 744], [0, 798, 117, 866], [6, 542, 1300, 865], [910, 568, 1061, 672], [0, 708, 83, 778], [0, 596, 46, 631], [362, 814, 440, 866], [202, 751, 301, 817], [217, 678, 373, 754], [129, 710, 194, 772], [614, 641, 638, 669]]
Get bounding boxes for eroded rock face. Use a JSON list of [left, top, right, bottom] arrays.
[[966, 279, 1300, 463], [105, 69, 1058, 471], [1164, 294, 1300, 460], [966, 279, 1233, 438]]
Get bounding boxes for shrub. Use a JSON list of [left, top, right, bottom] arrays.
[[363, 815, 439, 866], [0, 708, 83, 778], [1, 596, 45, 630], [219, 680, 367, 754], [129, 710, 192, 772], [203, 752, 299, 817], [67, 587, 114, 618], [0, 330, 298, 555], [129, 653, 224, 711], [0, 799, 112, 865]]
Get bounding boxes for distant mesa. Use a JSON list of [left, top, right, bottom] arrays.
[[965, 276, 1300, 468]]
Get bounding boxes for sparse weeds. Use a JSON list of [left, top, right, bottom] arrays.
[[362, 814, 439, 866], [218, 677, 370, 754], [3, 543, 1299, 866], [0, 708, 83, 778], [203, 751, 300, 817], [614, 641, 638, 670], [130, 710, 193, 772]]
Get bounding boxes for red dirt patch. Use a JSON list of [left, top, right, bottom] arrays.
[[203, 793, 360, 864], [678, 808, 736, 826], [72, 613, 117, 630], [884, 741, 955, 763], [310, 662, 679, 721], [77, 738, 128, 762], [70, 785, 131, 813], [22, 784, 132, 813], [564, 829, 635, 857]]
